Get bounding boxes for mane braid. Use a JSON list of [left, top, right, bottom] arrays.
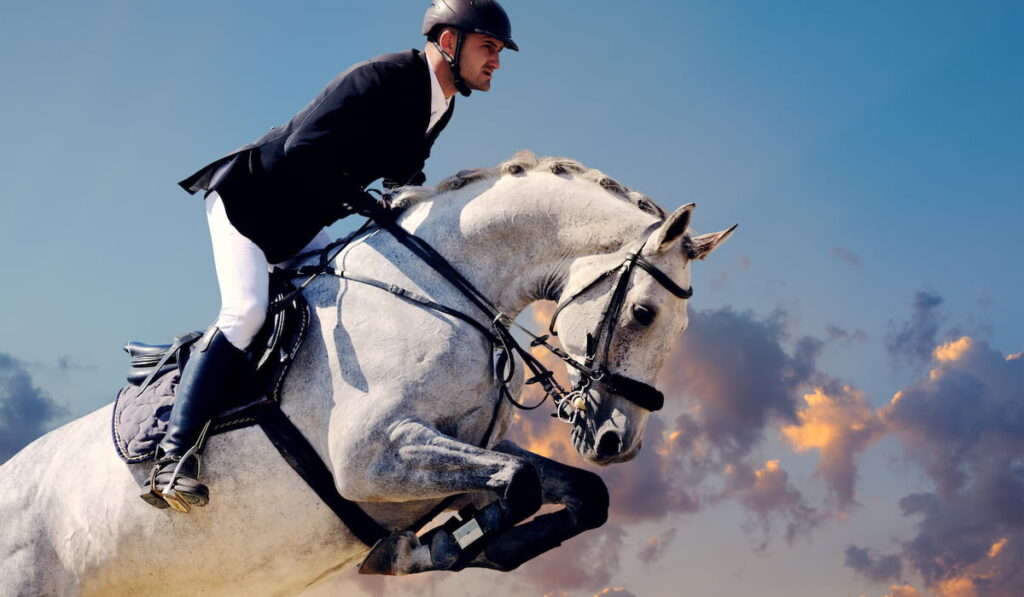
[[390, 150, 667, 219]]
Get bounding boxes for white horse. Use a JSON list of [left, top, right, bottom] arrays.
[[0, 151, 734, 596]]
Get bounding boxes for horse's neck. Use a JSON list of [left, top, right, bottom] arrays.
[[400, 174, 656, 317]]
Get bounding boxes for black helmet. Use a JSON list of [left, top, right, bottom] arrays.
[[422, 0, 518, 52]]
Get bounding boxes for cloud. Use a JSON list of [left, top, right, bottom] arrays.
[[825, 324, 868, 344], [515, 302, 1023, 596], [726, 460, 821, 548], [844, 545, 902, 583], [0, 352, 65, 463], [881, 336, 1023, 499], [876, 336, 1024, 596], [658, 307, 818, 461], [592, 589, 638, 597], [886, 291, 945, 367], [832, 246, 862, 266], [519, 524, 626, 593], [782, 386, 886, 509], [56, 354, 96, 372], [513, 306, 826, 545], [637, 528, 678, 565], [885, 585, 925, 597]]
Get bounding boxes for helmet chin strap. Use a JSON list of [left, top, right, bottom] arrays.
[[432, 30, 472, 97]]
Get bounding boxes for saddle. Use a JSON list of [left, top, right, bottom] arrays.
[[111, 270, 309, 464]]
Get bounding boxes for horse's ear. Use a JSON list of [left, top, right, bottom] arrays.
[[687, 224, 738, 260], [643, 203, 695, 255]]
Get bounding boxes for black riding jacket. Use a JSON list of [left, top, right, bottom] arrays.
[[179, 50, 455, 262]]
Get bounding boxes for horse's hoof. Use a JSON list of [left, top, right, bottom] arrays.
[[358, 531, 432, 575]]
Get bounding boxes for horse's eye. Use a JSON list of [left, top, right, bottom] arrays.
[[631, 304, 656, 326]]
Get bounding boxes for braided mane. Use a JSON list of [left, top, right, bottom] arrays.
[[391, 150, 667, 219]]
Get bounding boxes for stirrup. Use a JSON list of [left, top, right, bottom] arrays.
[[159, 444, 205, 513], [140, 420, 211, 512], [140, 465, 170, 509]]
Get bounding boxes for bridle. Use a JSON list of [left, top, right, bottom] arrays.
[[515, 222, 693, 424]]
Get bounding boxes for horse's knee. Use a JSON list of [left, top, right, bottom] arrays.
[[503, 463, 542, 522], [571, 470, 608, 530]]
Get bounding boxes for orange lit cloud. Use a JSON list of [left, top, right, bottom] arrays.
[[782, 386, 885, 508], [933, 336, 973, 362], [886, 585, 925, 597]]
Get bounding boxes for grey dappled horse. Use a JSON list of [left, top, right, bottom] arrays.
[[0, 151, 734, 595]]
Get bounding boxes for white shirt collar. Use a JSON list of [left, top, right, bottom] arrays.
[[427, 58, 452, 134]]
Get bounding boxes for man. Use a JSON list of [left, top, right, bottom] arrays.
[[146, 0, 517, 512]]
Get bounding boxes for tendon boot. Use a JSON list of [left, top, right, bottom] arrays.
[[141, 327, 247, 512], [359, 504, 505, 575]]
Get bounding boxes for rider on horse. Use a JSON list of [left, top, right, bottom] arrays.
[[149, 0, 518, 512]]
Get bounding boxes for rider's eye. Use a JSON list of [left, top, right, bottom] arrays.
[[631, 304, 656, 326]]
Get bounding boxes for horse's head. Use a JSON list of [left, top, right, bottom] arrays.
[[552, 203, 735, 465]]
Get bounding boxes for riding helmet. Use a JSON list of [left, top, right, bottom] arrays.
[[422, 0, 519, 51]]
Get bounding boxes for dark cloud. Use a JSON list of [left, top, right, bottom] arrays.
[[637, 528, 678, 565], [831, 246, 862, 266], [886, 291, 945, 367], [825, 324, 868, 344], [659, 308, 816, 461], [0, 352, 65, 464], [844, 545, 902, 583], [877, 338, 1024, 595]]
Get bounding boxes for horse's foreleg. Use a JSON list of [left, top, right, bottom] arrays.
[[351, 421, 542, 575], [459, 439, 610, 572]]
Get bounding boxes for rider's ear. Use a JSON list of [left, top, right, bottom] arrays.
[[643, 203, 694, 256], [687, 224, 738, 260], [438, 28, 458, 55]]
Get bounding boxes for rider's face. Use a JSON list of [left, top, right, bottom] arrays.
[[458, 33, 503, 91]]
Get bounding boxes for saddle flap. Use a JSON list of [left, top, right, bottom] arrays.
[[112, 271, 310, 464]]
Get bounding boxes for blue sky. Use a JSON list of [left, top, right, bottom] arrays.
[[1, 2, 1021, 596]]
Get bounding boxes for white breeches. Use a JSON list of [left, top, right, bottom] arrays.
[[205, 191, 332, 350]]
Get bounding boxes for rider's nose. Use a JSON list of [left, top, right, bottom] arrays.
[[596, 430, 622, 459]]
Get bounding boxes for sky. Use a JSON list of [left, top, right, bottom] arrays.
[[1, 1, 1021, 596]]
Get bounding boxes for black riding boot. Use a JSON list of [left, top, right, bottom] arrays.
[[142, 327, 247, 512]]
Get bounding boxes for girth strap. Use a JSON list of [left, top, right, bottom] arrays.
[[256, 404, 389, 547]]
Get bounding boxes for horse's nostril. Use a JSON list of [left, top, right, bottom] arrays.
[[596, 431, 622, 458]]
